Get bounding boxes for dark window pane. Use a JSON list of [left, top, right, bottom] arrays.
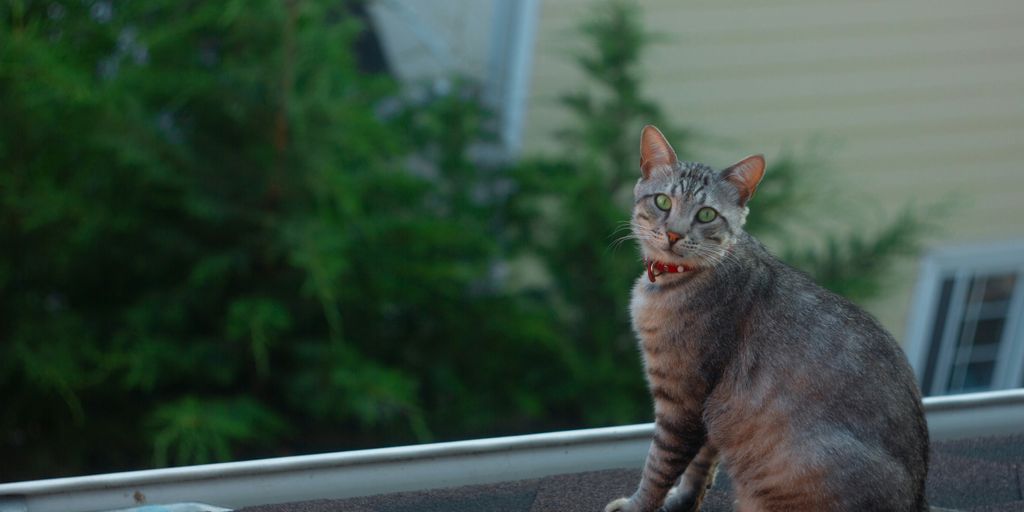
[[973, 317, 1006, 348], [962, 361, 995, 392], [982, 274, 1017, 302]]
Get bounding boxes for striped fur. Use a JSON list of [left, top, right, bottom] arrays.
[[605, 127, 929, 512]]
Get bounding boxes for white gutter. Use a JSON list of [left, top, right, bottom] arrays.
[[2, 389, 1023, 512]]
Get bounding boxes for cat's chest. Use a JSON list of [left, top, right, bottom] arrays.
[[630, 281, 705, 355]]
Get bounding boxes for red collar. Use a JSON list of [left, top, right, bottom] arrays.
[[645, 259, 694, 282]]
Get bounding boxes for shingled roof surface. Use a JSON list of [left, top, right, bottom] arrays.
[[240, 434, 1024, 512]]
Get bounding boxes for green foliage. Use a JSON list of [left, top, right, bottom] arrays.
[[1, 0, 566, 479], [784, 208, 936, 301], [0, 0, 933, 482], [740, 152, 811, 237], [225, 297, 291, 377], [150, 396, 286, 467]]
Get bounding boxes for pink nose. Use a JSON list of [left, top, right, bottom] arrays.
[[666, 231, 682, 244]]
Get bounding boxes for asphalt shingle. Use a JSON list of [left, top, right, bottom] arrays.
[[240, 434, 1024, 512]]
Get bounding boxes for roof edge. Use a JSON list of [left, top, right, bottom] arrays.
[[2, 390, 1023, 512]]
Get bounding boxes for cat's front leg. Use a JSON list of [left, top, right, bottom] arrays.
[[604, 409, 705, 512], [604, 443, 717, 512], [661, 444, 719, 512]]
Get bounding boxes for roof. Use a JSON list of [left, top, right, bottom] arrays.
[[238, 433, 1024, 512], [1, 389, 1023, 512]]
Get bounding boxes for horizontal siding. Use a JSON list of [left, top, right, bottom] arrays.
[[523, 0, 1024, 340]]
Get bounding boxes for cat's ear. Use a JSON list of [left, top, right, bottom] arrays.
[[720, 154, 765, 206], [639, 124, 677, 179]]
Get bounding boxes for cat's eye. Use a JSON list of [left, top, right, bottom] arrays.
[[696, 207, 718, 223], [654, 194, 672, 211]]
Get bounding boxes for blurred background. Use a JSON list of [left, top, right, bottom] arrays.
[[2, 0, 1022, 482]]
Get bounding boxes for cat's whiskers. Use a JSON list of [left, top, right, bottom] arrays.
[[610, 221, 636, 236], [618, 219, 743, 271], [609, 224, 643, 251], [629, 222, 660, 239], [610, 221, 661, 253], [678, 242, 742, 270], [610, 233, 643, 251], [698, 244, 742, 269]]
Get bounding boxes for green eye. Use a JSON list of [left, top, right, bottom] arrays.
[[654, 194, 672, 211], [696, 207, 718, 223]]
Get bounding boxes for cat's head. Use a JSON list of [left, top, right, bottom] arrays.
[[632, 124, 765, 270]]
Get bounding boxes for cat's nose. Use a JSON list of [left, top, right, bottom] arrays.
[[666, 231, 682, 245]]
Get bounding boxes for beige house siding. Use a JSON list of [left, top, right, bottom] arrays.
[[523, 0, 1024, 343]]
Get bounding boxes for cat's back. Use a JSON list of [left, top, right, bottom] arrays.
[[741, 245, 921, 404], [707, 237, 929, 510], [720, 237, 925, 436]]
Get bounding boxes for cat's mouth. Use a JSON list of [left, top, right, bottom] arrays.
[[641, 240, 712, 271], [644, 245, 702, 270]]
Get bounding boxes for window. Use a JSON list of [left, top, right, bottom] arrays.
[[905, 241, 1024, 396]]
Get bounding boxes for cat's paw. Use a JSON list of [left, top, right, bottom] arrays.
[[604, 497, 637, 512], [665, 485, 681, 501], [661, 485, 700, 512]]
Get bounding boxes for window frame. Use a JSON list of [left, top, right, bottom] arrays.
[[905, 240, 1024, 396]]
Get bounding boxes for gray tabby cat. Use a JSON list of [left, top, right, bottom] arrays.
[[604, 126, 929, 512]]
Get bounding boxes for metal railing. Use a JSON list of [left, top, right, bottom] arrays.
[[2, 388, 1023, 512]]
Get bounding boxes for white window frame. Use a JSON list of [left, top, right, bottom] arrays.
[[905, 240, 1024, 396]]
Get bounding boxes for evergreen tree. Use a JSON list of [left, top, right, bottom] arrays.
[[0, 0, 932, 482], [0, 0, 566, 479]]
